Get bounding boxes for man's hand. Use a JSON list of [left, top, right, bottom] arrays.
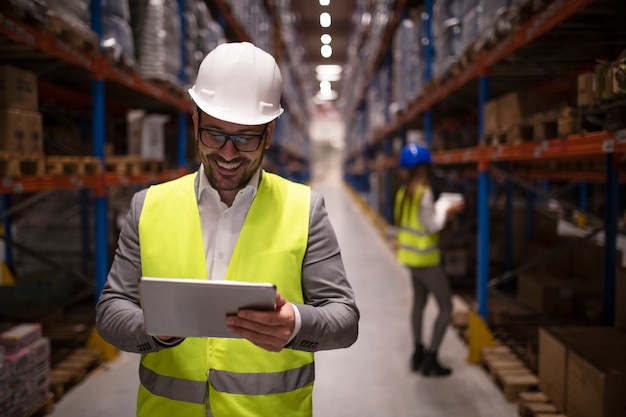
[[225, 292, 295, 352]]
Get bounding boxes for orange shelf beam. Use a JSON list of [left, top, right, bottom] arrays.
[[433, 131, 626, 164], [0, 13, 190, 112], [0, 12, 96, 71], [480, 0, 595, 69], [0, 170, 184, 194]]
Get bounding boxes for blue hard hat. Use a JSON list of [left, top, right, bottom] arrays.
[[399, 143, 432, 168]]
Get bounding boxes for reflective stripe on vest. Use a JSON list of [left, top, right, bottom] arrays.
[[394, 185, 440, 267], [210, 362, 315, 394], [140, 363, 207, 404], [138, 172, 314, 417], [139, 361, 315, 400]]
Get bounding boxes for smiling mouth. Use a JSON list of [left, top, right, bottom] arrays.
[[215, 159, 243, 171]]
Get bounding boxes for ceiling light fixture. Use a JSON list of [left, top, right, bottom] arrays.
[[319, 0, 330, 6], [315, 64, 342, 82], [315, 64, 342, 75], [321, 34, 332, 44], [320, 12, 331, 28], [320, 80, 332, 94], [320, 44, 332, 58]]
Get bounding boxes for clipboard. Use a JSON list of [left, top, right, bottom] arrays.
[[139, 277, 276, 338]]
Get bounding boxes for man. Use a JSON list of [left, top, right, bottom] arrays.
[[95, 42, 359, 417]]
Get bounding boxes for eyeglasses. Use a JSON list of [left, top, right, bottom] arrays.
[[197, 124, 268, 152]]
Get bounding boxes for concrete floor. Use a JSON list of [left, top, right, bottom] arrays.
[[48, 176, 517, 417]]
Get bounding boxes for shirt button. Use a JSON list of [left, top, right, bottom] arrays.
[[218, 252, 224, 260]]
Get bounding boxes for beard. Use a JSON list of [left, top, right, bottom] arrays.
[[200, 149, 264, 192]]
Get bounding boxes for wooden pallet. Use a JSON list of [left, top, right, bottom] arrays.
[[517, 391, 567, 417], [140, 159, 166, 174], [484, 124, 533, 146], [480, 345, 539, 402], [0, 152, 45, 177], [496, 372, 540, 402], [528, 108, 579, 141], [46, 155, 102, 176], [105, 155, 143, 176], [49, 348, 102, 401], [26, 392, 55, 417]]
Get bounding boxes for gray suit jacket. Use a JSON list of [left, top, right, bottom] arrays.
[[95, 173, 359, 354]]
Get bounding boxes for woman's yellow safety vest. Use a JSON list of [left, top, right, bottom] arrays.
[[394, 185, 440, 268], [138, 172, 314, 417]]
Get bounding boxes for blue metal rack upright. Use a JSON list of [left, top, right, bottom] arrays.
[[91, 0, 108, 300], [177, 0, 188, 170], [91, 0, 190, 300], [476, 75, 491, 321]]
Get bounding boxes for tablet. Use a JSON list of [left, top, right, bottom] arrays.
[[139, 277, 276, 338]]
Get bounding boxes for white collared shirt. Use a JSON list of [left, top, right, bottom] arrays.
[[196, 165, 301, 341], [419, 188, 447, 234], [197, 166, 260, 280]]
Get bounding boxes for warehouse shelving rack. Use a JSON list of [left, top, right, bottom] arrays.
[[0, 0, 312, 312], [348, 0, 625, 325]]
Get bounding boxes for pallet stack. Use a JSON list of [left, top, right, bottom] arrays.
[[0, 323, 53, 417], [0, 65, 45, 177]]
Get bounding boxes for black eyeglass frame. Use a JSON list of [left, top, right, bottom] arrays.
[[196, 108, 269, 152]]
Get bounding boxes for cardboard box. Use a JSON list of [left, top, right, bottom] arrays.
[[0, 107, 26, 152], [517, 273, 573, 316], [0, 65, 38, 111], [0, 108, 42, 153], [566, 349, 626, 417], [498, 92, 538, 132], [483, 98, 500, 136], [538, 326, 626, 415], [24, 110, 43, 154], [539, 327, 568, 411], [577, 72, 596, 107]]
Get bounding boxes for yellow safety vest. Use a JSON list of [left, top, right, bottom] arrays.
[[138, 172, 314, 417], [394, 185, 440, 267]]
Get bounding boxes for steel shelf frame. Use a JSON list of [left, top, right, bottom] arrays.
[[1, 0, 315, 300], [350, 0, 623, 324], [0, 1, 192, 299], [370, 0, 595, 145]]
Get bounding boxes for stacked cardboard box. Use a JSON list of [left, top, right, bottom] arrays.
[[0, 65, 42, 154], [0, 323, 51, 416], [538, 326, 626, 417]]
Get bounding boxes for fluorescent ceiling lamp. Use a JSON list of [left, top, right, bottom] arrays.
[[316, 72, 341, 82], [314, 90, 338, 102], [315, 64, 342, 81], [321, 34, 332, 44], [320, 80, 332, 93], [320, 44, 332, 58], [320, 12, 331, 28], [315, 64, 342, 75], [319, 0, 330, 5]]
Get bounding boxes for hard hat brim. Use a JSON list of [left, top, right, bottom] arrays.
[[189, 88, 284, 126]]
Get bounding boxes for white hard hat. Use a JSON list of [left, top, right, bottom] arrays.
[[188, 42, 284, 125]]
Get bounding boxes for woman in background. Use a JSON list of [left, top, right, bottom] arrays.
[[394, 143, 464, 377]]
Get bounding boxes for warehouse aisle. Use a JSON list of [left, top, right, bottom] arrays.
[[48, 176, 517, 417]]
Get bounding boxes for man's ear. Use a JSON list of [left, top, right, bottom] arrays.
[[264, 121, 275, 149]]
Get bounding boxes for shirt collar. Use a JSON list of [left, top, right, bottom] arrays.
[[197, 164, 261, 203]]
